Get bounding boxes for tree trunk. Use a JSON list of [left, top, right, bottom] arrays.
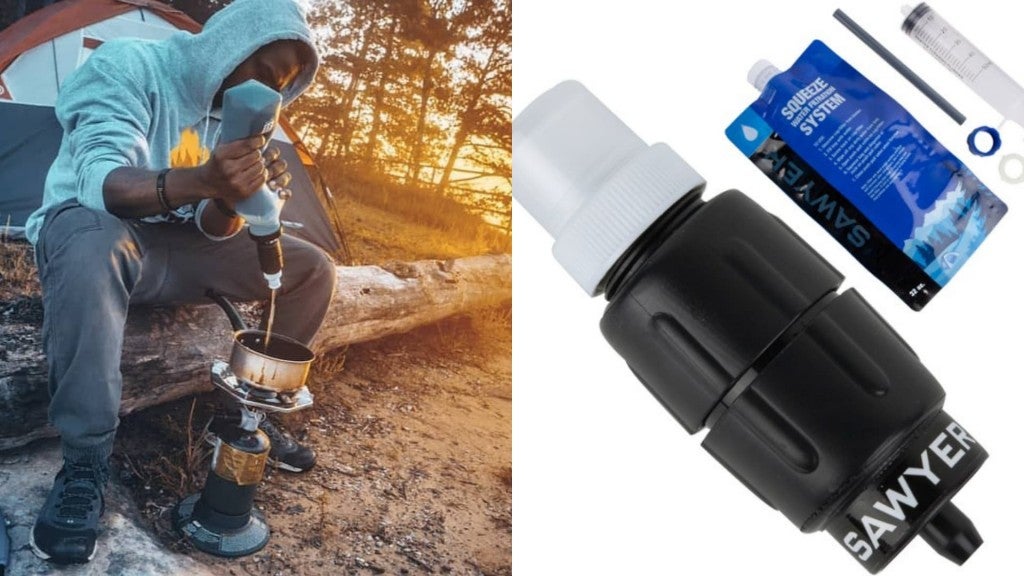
[[435, 41, 500, 195], [407, 46, 438, 184], [329, 5, 386, 161], [363, 17, 399, 168], [0, 254, 510, 451]]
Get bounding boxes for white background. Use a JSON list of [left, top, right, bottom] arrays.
[[512, 1, 1024, 574]]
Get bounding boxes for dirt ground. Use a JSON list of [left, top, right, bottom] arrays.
[[116, 309, 511, 576], [3, 197, 511, 575]]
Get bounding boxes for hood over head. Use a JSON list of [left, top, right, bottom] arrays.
[[169, 0, 319, 114]]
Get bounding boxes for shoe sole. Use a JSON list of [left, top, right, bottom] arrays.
[[29, 526, 96, 564], [267, 457, 308, 473]]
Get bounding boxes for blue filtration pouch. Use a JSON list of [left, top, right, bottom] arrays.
[[726, 40, 1007, 310]]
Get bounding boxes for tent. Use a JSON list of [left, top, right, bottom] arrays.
[[0, 0, 343, 255]]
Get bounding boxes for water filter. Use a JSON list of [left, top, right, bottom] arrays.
[[515, 81, 987, 573], [220, 80, 286, 237], [220, 80, 285, 289]]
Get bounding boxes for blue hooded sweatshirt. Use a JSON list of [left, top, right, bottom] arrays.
[[25, 0, 319, 245]]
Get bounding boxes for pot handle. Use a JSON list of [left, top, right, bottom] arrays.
[[206, 289, 248, 332]]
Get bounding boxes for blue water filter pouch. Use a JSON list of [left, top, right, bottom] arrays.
[[726, 40, 1007, 310]]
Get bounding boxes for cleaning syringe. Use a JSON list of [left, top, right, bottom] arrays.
[[902, 3, 1024, 128]]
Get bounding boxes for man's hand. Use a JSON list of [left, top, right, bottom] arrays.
[[101, 135, 291, 220], [198, 134, 269, 203], [194, 139, 290, 239]]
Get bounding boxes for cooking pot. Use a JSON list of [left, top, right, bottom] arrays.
[[207, 290, 314, 393]]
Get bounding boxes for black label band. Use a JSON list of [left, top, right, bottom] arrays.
[[826, 412, 986, 573]]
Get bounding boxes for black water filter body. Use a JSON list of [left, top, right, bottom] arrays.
[[252, 228, 284, 280], [513, 81, 985, 573]]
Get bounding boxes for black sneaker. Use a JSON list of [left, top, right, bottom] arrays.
[[30, 460, 107, 564], [259, 417, 316, 473]]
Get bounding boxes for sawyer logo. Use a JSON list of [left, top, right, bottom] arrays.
[[761, 149, 871, 248], [254, 117, 274, 134], [843, 421, 977, 563], [804, 188, 871, 248]]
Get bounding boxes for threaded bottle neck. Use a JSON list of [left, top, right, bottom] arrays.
[[602, 187, 705, 300]]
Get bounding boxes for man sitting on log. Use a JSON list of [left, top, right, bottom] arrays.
[[23, 0, 334, 564]]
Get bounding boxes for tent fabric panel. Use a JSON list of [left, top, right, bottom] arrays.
[[0, 0, 201, 73], [277, 144, 341, 254], [5, 15, 181, 107], [109, 7, 181, 31], [271, 125, 290, 143], [86, 14, 182, 43], [279, 120, 316, 166], [3, 40, 60, 106], [0, 103, 63, 232], [53, 31, 85, 89]]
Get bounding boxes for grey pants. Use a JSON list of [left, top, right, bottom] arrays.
[[34, 201, 336, 464]]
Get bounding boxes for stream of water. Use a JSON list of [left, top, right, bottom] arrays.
[[264, 288, 277, 352]]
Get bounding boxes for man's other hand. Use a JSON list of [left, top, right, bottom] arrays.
[[263, 145, 291, 193]]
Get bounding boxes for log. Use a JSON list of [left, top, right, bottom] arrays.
[[0, 254, 510, 451]]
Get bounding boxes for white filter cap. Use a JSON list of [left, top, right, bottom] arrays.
[[513, 81, 706, 295], [748, 60, 781, 92], [264, 271, 283, 290]]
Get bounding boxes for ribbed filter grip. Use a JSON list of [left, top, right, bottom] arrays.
[[514, 81, 706, 295]]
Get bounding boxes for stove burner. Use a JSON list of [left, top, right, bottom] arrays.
[[210, 360, 313, 413]]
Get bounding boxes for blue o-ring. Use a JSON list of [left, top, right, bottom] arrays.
[[967, 126, 1001, 157]]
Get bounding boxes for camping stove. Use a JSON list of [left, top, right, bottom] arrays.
[[173, 360, 314, 558], [209, 360, 313, 413]]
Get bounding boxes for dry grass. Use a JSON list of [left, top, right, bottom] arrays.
[[334, 194, 507, 264], [119, 398, 213, 500], [325, 169, 511, 258], [309, 345, 350, 397], [468, 304, 513, 354], [0, 240, 39, 300], [473, 303, 512, 335], [313, 346, 349, 379], [419, 303, 512, 360]]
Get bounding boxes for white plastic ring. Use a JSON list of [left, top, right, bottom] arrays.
[[998, 153, 1024, 184]]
